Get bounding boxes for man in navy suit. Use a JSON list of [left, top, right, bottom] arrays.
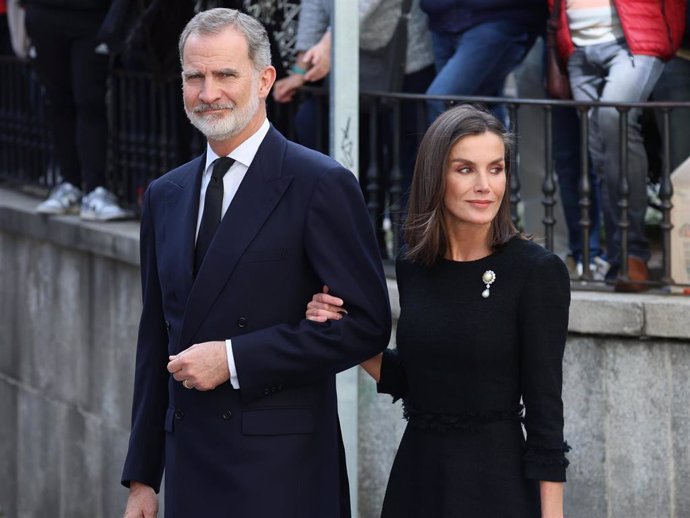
[[121, 8, 391, 518]]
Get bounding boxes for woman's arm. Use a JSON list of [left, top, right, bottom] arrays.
[[306, 286, 388, 384], [540, 481, 564, 518], [360, 353, 382, 382]]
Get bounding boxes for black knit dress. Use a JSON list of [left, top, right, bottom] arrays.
[[378, 237, 571, 518]]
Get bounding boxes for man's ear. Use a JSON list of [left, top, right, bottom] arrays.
[[258, 66, 277, 99]]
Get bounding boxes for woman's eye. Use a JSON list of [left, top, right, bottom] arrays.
[[457, 167, 472, 174]]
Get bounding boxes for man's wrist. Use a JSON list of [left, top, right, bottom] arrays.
[[290, 64, 307, 75]]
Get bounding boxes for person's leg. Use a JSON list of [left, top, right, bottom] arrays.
[[70, 14, 109, 193], [429, 30, 457, 75], [425, 19, 538, 124], [568, 46, 610, 262], [294, 93, 329, 154], [552, 105, 602, 262], [590, 41, 664, 267], [24, 4, 81, 188], [651, 56, 690, 170], [400, 64, 435, 205]]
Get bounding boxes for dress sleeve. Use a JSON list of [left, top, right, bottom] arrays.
[[518, 251, 571, 481], [377, 348, 408, 402]]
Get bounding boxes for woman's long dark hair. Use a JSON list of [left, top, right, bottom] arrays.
[[404, 104, 521, 265]]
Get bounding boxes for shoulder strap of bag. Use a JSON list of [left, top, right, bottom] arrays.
[[401, 0, 413, 18], [548, 0, 561, 33]]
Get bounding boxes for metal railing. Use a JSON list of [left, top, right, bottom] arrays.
[[2, 55, 689, 291]]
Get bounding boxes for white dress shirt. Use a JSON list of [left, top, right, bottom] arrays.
[[195, 118, 271, 389]]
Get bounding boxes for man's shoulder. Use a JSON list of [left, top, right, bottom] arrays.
[[280, 135, 349, 179], [147, 155, 204, 192]]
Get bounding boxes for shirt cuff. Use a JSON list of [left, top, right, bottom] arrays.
[[226, 339, 240, 389]]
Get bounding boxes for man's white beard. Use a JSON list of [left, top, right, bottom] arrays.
[[185, 87, 260, 141]]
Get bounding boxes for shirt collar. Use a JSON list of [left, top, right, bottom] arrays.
[[204, 118, 271, 173]]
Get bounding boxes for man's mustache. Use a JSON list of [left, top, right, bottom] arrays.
[[193, 103, 235, 113]]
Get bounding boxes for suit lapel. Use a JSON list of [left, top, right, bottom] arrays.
[[178, 128, 293, 350], [163, 154, 205, 308]]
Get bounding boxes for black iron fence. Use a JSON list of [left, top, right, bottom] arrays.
[[2, 55, 689, 292]]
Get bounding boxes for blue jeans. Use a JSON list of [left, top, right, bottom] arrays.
[[426, 19, 539, 124], [553, 106, 603, 262], [568, 39, 664, 267]]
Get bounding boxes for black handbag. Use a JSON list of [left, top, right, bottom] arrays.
[[359, 0, 413, 94], [545, 0, 572, 100]]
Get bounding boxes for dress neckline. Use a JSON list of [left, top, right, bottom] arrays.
[[439, 235, 519, 265]]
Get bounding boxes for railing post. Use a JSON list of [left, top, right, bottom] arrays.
[[577, 106, 593, 281], [542, 105, 557, 251], [389, 98, 403, 255], [507, 103, 522, 229], [617, 107, 630, 280], [659, 107, 674, 285], [366, 100, 380, 227]]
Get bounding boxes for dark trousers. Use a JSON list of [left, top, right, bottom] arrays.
[[553, 105, 603, 261], [25, 4, 109, 193]]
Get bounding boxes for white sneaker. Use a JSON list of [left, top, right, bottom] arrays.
[[80, 187, 131, 221], [36, 182, 83, 214], [592, 256, 611, 281], [569, 255, 610, 281]]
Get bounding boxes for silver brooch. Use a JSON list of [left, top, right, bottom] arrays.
[[481, 270, 496, 298]]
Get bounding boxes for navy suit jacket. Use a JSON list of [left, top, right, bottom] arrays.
[[121, 127, 392, 518]]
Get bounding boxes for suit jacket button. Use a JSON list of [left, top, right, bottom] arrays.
[[165, 321, 171, 332], [222, 410, 233, 420], [236, 317, 248, 328], [174, 409, 184, 420]]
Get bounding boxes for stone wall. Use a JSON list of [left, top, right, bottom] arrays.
[[2, 187, 690, 518], [0, 189, 139, 518]]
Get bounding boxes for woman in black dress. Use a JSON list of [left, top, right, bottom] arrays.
[[307, 104, 570, 518]]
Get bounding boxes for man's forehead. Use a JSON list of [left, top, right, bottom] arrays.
[[186, 27, 247, 48], [182, 27, 249, 62]]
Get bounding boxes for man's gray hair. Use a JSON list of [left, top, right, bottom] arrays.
[[179, 8, 272, 71]]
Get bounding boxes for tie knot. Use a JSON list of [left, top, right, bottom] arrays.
[[211, 157, 235, 180]]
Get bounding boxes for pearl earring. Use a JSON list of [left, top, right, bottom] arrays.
[[481, 270, 496, 298]]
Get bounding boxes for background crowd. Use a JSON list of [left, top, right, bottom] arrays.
[[1, 0, 689, 289]]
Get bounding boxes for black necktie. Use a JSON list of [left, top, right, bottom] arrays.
[[194, 157, 235, 275]]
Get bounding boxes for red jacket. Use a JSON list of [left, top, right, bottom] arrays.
[[548, 0, 687, 61]]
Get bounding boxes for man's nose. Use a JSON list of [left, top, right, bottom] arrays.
[[199, 78, 221, 104]]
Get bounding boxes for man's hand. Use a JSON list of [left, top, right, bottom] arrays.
[[273, 74, 306, 103], [167, 341, 230, 391], [303, 31, 332, 82], [123, 482, 158, 518]]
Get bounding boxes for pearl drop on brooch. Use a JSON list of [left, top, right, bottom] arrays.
[[481, 270, 496, 299]]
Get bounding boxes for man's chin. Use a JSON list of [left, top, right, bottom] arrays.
[[206, 130, 238, 141]]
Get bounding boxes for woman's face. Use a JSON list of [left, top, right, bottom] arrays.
[[442, 131, 506, 232]]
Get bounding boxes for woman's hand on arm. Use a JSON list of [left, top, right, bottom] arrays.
[[305, 285, 347, 322], [540, 481, 564, 518], [305, 285, 382, 381]]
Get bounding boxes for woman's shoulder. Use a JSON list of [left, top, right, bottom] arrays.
[[502, 236, 560, 261], [499, 237, 568, 275]]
